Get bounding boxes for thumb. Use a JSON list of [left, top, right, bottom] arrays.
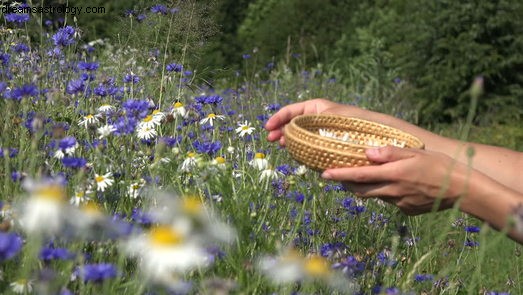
[[365, 146, 416, 164]]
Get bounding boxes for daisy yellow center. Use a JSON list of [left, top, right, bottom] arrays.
[[182, 196, 203, 215], [150, 225, 183, 246], [152, 110, 160, 115], [81, 201, 102, 215], [215, 156, 226, 164], [35, 185, 66, 201], [101, 104, 110, 108], [187, 152, 196, 158], [143, 115, 153, 122], [207, 113, 216, 119], [241, 126, 250, 131], [303, 255, 330, 277], [95, 175, 105, 183], [174, 102, 184, 108], [255, 153, 265, 159], [85, 114, 94, 120], [132, 184, 141, 190]]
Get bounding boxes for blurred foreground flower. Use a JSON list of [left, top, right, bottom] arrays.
[[120, 192, 236, 289], [257, 248, 359, 294]]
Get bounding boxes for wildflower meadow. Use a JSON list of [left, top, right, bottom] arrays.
[[0, 2, 522, 295]]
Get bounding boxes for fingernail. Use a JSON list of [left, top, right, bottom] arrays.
[[366, 148, 380, 157], [321, 171, 332, 179]]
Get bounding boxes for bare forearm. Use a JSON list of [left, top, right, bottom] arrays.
[[460, 170, 523, 243], [343, 107, 523, 193]]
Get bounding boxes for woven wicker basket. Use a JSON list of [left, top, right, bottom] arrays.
[[284, 114, 424, 171]]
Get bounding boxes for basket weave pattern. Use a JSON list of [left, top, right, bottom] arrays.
[[284, 114, 424, 171]]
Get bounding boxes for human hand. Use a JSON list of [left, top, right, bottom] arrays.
[[265, 98, 362, 146], [321, 146, 471, 215]]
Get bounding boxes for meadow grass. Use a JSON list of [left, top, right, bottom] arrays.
[[0, 3, 522, 295]]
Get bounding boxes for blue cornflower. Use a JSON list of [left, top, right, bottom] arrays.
[[123, 73, 140, 84], [151, 4, 168, 14], [66, 79, 86, 95], [341, 197, 365, 215], [376, 251, 396, 267], [276, 164, 292, 176], [0, 147, 18, 158], [76, 263, 118, 283], [6, 84, 39, 101], [62, 157, 87, 169], [39, 245, 75, 261], [166, 63, 183, 72], [11, 171, 23, 182], [52, 26, 76, 47], [195, 95, 223, 105], [265, 103, 281, 112], [94, 84, 107, 97], [0, 232, 23, 261], [131, 208, 154, 226], [136, 14, 146, 22], [12, 43, 30, 53], [159, 136, 181, 147], [286, 191, 306, 203], [122, 99, 150, 119], [112, 116, 138, 136], [332, 255, 365, 277], [464, 225, 480, 233], [5, 13, 30, 24], [192, 140, 222, 155], [464, 240, 479, 247], [0, 53, 10, 65], [59, 136, 77, 150], [242, 54, 251, 59], [414, 274, 434, 282], [78, 61, 99, 71], [320, 242, 346, 258]]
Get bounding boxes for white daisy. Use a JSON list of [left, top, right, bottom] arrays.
[[136, 125, 157, 140], [171, 101, 187, 118], [226, 146, 235, 154], [139, 112, 163, 129], [78, 114, 100, 128], [97, 104, 115, 113], [70, 189, 92, 206], [259, 167, 282, 182], [210, 156, 227, 170], [235, 121, 255, 137], [199, 113, 225, 126], [180, 152, 199, 172], [19, 182, 67, 235], [97, 124, 117, 139], [10, 279, 33, 294], [249, 152, 269, 170], [128, 179, 146, 199], [94, 172, 114, 192], [294, 165, 308, 176]]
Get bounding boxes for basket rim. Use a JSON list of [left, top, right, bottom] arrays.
[[286, 114, 425, 149]]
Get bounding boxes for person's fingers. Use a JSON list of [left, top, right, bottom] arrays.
[[365, 146, 417, 164], [321, 164, 399, 183], [267, 129, 284, 142], [264, 102, 307, 131], [342, 182, 405, 198]]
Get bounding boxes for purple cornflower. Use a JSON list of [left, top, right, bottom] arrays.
[[6, 84, 39, 101], [12, 43, 30, 53], [66, 79, 86, 95], [320, 242, 346, 258], [61, 157, 87, 169], [275, 164, 292, 176], [122, 99, 149, 119], [332, 255, 365, 277], [5, 13, 30, 24], [0, 232, 23, 261], [131, 208, 154, 226], [242, 54, 251, 59], [58, 136, 77, 150], [464, 225, 480, 233], [76, 263, 118, 283], [78, 61, 99, 71], [151, 4, 168, 14], [0, 53, 10, 65], [195, 95, 223, 105], [123, 73, 140, 84], [414, 274, 434, 282], [159, 136, 182, 147], [166, 63, 183, 72], [192, 140, 222, 156], [265, 103, 281, 112], [464, 239, 479, 247], [39, 245, 75, 261], [52, 26, 76, 47], [11, 171, 24, 182]]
